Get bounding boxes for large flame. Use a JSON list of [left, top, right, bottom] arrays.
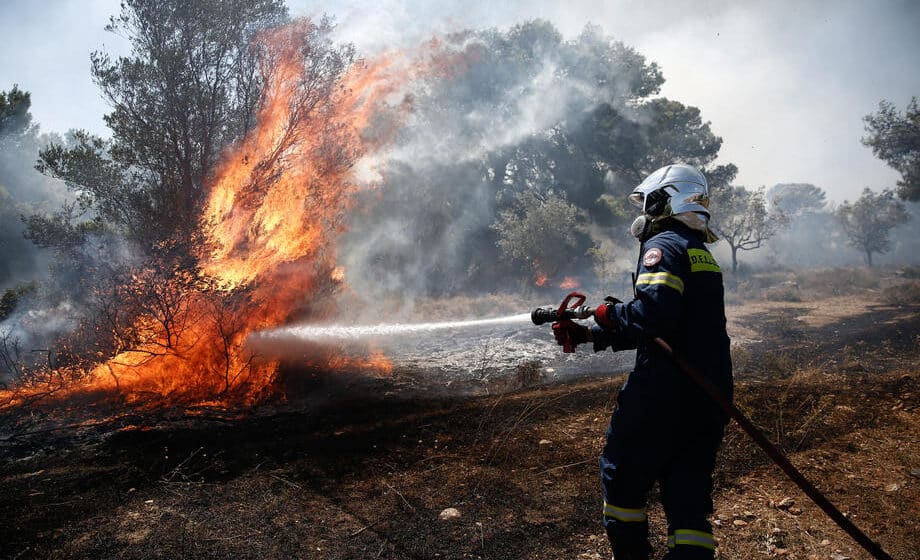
[[1, 20, 436, 411], [0, 22, 484, 412]]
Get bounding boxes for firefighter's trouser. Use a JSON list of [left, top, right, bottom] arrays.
[[600, 398, 724, 560]]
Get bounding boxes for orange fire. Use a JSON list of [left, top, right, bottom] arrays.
[[559, 277, 580, 290], [534, 271, 548, 287], [0, 20, 450, 411], [0, 22, 487, 413]]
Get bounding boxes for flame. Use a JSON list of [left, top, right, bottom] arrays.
[[0, 20, 413, 411], [0, 22, 485, 412], [325, 350, 393, 378], [559, 277, 580, 289], [534, 271, 548, 287], [202, 32, 405, 294]]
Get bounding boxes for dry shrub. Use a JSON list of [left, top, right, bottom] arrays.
[[881, 280, 920, 306], [899, 265, 920, 279], [727, 271, 806, 302], [757, 351, 796, 378], [730, 343, 752, 374], [795, 267, 879, 297], [513, 360, 545, 388], [764, 285, 801, 302], [736, 271, 796, 291], [723, 289, 745, 306]]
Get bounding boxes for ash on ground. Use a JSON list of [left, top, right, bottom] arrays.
[[388, 322, 634, 383], [263, 318, 635, 396]]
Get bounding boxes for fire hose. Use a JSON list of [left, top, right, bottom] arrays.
[[532, 292, 893, 560]]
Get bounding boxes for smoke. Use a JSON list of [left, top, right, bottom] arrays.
[[0, 127, 67, 291], [298, 0, 920, 204], [0, 123, 145, 383], [339, 22, 657, 309]]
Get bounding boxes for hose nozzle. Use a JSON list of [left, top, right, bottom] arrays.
[[531, 306, 558, 325], [531, 304, 594, 325]]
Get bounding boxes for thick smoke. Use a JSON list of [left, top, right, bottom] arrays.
[[0, 123, 143, 383], [340, 22, 663, 310], [0, 127, 64, 291], [0, 121, 67, 381]]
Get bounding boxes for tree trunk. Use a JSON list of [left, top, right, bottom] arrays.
[[866, 250, 873, 268], [731, 245, 739, 274]]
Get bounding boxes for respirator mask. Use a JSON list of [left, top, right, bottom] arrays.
[[629, 187, 671, 242]]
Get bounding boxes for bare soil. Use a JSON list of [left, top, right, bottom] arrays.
[[1, 277, 918, 560]]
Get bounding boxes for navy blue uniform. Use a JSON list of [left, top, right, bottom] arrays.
[[592, 221, 733, 560]]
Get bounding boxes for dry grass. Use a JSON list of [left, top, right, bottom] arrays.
[[2, 272, 919, 560], [795, 268, 879, 297], [898, 265, 920, 279], [881, 280, 920, 306]]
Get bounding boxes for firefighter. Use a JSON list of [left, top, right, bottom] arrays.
[[554, 164, 733, 560]]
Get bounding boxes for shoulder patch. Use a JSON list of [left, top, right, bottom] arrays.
[[642, 247, 663, 267], [688, 248, 721, 272]]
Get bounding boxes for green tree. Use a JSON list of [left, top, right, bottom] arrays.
[[341, 20, 735, 293], [765, 183, 841, 268], [35, 0, 292, 252], [835, 188, 909, 267], [768, 183, 827, 217], [492, 190, 583, 281], [710, 185, 782, 274], [0, 85, 35, 138], [863, 98, 920, 201], [0, 85, 54, 289]]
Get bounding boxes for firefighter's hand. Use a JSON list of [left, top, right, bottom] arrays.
[[593, 296, 622, 330], [553, 321, 591, 350]]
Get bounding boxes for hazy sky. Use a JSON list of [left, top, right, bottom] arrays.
[[3, 0, 919, 202]]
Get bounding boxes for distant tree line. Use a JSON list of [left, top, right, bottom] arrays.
[[342, 20, 737, 295]]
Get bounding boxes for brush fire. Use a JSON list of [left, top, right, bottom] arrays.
[[0, 21, 416, 410], [1, 4, 919, 560]]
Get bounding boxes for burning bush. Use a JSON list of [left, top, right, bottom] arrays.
[[1, 15, 410, 411]]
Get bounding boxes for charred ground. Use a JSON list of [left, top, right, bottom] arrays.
[[1, 271, 919, 560]]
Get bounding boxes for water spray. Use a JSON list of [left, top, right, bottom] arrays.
[[252, 313, 532, 343]]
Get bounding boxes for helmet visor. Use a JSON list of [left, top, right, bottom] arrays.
[[628, 192, 644, 209]]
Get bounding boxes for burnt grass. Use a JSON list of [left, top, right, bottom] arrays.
[[1, 286, 919, 559]]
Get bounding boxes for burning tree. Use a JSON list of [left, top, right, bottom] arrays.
[[4, 3, 405, 409], [835, 188, 910, 267], [35, 0, 291, 251]]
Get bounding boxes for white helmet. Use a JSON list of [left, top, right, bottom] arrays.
[[628, 164, 710, 218]]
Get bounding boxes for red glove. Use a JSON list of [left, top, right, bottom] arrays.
[[593, 297, 622, 330], [553, 321, 591, 352]]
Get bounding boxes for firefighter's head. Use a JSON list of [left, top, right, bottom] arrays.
[[629, 164, 710, 218], [628, 164, 717, 242]]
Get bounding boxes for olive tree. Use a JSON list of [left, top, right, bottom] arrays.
[[710, 185, 783, 274], [835, 188, 909, 267], [35, 0, 291, 252], [863, 98, 920, 201], [492, 190, 584, 282]]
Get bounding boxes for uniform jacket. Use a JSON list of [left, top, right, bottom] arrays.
[[593, 220, 733, 425]]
